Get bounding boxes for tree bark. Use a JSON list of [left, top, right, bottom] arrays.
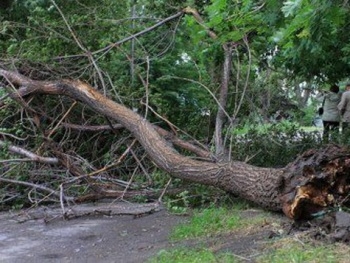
[[214, 43, 233, 158], [1, 69, 350, 220]]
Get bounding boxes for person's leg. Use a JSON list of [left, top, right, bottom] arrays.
[[323, 121, 330, 142], [342, 122, 350, 143], [328, 121, 340, 142]]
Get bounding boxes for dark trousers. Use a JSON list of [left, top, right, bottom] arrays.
[[342, 122, 350, 143], [323, 121, 340, 142]]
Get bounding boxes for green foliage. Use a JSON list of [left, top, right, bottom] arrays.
[[0, 139, 10, 159], [298, 104, 318, 126], [230, 121, 322, 167], [164, 183, 229, 214], [281, 0, 304, 18], [166, 190, 191, 214], [150, 73, 213, 136], [205, 0, 266, 43], [1, 0, 130, 77], [272, 0, 350, 82]]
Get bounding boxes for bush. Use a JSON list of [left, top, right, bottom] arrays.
[[229, 120, 323, 167]]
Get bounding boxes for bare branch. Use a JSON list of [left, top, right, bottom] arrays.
[[0, 177, 72, 201], [58, 122, 123, 131], [0, 140, 59, 165], [59, 120, 212, 159], [55, 10, 184, 60], [51, 0, 108, 94]]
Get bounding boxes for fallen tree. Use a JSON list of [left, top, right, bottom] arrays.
[[1, 69, 349, 221]]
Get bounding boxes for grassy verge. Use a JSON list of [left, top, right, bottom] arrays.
[[258, 240, 350, 263], [148, 202, 350, 263], [170, 204, 265, 240]]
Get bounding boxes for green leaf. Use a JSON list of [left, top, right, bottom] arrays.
[[281, 0, 302, 17]]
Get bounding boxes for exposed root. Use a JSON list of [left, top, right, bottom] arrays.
[[280, 145, 350, 220]]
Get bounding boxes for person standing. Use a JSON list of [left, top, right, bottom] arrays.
[[316, 84, 341, 142], [338, 83, 350, 139]]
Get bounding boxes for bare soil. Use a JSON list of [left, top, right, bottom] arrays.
[[0, 202, 298, 263], [0, 203, 189, 263]]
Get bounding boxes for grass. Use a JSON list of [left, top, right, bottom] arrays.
[[258, 239, 350, 263], [300, 126, 323, 132], [150, 248, 238, 263], [170, 207, 243, 240], [149, 202, 272, 263], [170, 200, 267, 240], [148, 202, 350, 263]]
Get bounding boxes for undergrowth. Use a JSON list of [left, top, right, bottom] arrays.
[[230, 120, 323, 167]]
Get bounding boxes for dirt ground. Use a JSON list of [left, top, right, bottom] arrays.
[[0, 203, 189, 263], [0, 202, 288, 263]]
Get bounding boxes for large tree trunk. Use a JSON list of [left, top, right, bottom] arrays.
[[1, 69, 350, 220]]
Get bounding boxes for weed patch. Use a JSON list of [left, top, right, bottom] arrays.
[[149, 248, 238, 263], [170, 205, 264, 240]]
